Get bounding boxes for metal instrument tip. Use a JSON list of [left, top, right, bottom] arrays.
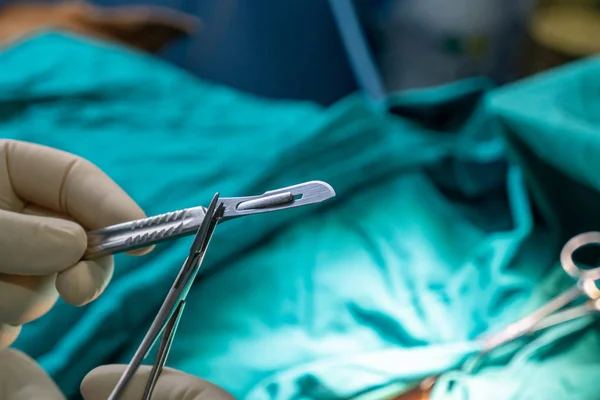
[[221, 180, 336, 219]]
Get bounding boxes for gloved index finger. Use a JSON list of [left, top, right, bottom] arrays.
[[2, 140, 147, 231]]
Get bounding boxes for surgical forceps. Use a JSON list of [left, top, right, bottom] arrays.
[[104, 182, 336, 400], [481, 231, 600, 353], [84, 181, 335, 259]]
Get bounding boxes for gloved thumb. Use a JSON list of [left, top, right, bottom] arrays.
[[0, 348, 66, 400], [81, 364, 235, 400]]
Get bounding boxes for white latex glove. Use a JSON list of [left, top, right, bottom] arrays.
[[0, 348, 235, 400], [0, 348, 66, 400], [0, 139, 152, 349]]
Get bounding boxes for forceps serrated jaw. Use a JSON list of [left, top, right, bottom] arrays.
[[83, 180, 336, 260]]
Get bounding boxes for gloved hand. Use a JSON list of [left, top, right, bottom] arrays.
[[0, 347, 235, 400], [0, 139, 152, 349]]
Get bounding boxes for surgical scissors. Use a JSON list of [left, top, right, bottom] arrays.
[[101, 181, 336, 399], [481, 231, 600, 353], [84, 181, 336, 259]]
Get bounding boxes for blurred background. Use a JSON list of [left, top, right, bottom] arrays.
[[3, 0, 599, 105], [5, 0, 594, 105]]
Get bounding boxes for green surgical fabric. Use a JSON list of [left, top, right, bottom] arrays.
[[425, 56, 600, 400], [1, 31, 597, 399]]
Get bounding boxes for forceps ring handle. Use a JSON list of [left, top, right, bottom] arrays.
[[560, 231, 600, 298], [84, 206, 208, 260]]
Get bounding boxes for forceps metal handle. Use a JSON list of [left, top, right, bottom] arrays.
[[141, 300, 186, 400], [481, 285, 584, 353], [85, 206, 208, 259], [530, 299, 600, 332]]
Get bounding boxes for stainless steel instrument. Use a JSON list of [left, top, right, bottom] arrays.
[[85, 181, 336, 259]]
